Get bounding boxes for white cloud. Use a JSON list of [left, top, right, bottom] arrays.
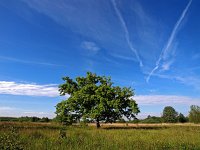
[[134, 95, 200, 106], [81, 41, 100, 53], [23, 111, 55, 118], [0, 106, 55, 118], [0, 106, 15, 111], [0, 81, 59, 97], [0, 106, 17, 117]]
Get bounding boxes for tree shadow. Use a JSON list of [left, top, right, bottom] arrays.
[[102, 126, 168, 130]]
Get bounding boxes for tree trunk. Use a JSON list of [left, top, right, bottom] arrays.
[[96, 118, 100, 128]]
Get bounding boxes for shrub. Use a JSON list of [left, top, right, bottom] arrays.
[[59, 128, 67, 139], [141, 116, 162, 124], [0, 127, 24, 150]]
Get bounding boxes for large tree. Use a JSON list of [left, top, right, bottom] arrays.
[[55, 72, 140, 128], [162, 106, 178, 123]]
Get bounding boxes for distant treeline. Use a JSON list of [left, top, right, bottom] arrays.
[[126, 115, 189, 124], [1, 105, 200, 124], [0, 116, 51, 122], [80, 105, 200, 124], [108, 115, 188, 124], [121, 105, 199, 124]]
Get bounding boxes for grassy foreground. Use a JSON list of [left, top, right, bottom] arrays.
[[0, 122, 200, 150]]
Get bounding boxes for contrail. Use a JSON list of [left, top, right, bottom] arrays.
[[146, 0, 192, 83], [0, 55, 64, 67], [111, 0, 143, 67]]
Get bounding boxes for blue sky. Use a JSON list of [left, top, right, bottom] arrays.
[[0, 0, 200, 118]]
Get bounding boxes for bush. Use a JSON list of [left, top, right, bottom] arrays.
[[0, 127, 25, 150], [141, 116, 162, 124], [59, 128, 67, 139]]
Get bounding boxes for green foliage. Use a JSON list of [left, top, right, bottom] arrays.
[[162, 106, 178, 123], [177, 113, 188, 123], [54, 104, 80, 125], [56, 72, 140, 127], [30, 131, 45, 139], [19, 116, 36, 122], [0, 127, 24, 150], [128, 118, 140, 123], [31, 116, 40, 122], [19, 116, 50, 122], [141, 116, 163, 124], [189, 105, 200, 123], [40, 117, 50, 122], [59, 128, 67, 139], [0, 116, 51, 123], [0, 117, 18, 122], [116, 118, 126, 123]]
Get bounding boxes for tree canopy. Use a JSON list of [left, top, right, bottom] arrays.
[[55, 72, 140, 127], [162, 106, 178, 123], [189, 105, 200, 123], [177, 113, 188, 123]]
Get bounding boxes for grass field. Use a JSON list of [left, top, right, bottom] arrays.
[[0, 122, 200, 150]]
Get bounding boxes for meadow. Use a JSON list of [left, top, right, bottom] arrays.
[[0, 122, 200, 150]]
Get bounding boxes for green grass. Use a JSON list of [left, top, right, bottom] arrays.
[[0, 122, 200, 150]]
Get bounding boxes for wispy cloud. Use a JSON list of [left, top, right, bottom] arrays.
[[111, 0, 143, 67], [0, 81, 59, 97], [22, 0, 126, 55], [81, 41, 100, 53], [161, 59, 175, 71], [135, 95, 200, 106], [146, 0, 192, 82], [151, 73, 200, 92], [192, 53, 200, 60], [0, 106, 15, 111], [22, 0, 155, 69], [0, 55, 64, 67], [110, 53, 137, 62], [175, 76, 200, 91]]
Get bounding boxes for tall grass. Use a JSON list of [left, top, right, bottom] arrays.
[[0, 122, 200, 150]]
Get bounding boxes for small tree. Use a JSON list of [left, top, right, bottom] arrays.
[[31, 117, 40, 122], [56, 72, 140, 128], [177, 113, 187, 123], [141, 116, 162, 124], [162, 106, 178, 123], [189, 105, 200, 123], [40, 117, 50, 122]]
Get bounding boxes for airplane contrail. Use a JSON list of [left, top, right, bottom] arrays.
[[146, 0, 192, 83], [111, 0, 143, 67]]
